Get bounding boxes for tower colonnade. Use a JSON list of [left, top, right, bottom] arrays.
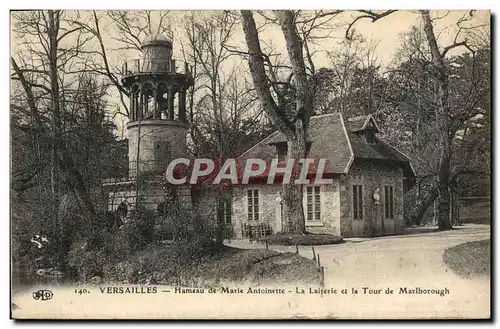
[[127, 79, 188, 123], [104, 33, 194, 211]]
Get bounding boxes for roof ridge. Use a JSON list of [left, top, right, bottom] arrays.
[[346, 114, 382, 133], [339, 112, 354, 173], [236, 131, 279, 159]]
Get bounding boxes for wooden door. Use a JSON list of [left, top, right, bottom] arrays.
[[352, 218, 364, 236], [352, 184, 365, 236]]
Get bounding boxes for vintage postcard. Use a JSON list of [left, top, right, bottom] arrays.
[[10, 9, 491, 319]]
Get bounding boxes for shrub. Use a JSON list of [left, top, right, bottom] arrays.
[[153, 223, 174, 241], [157, 202, 218, 243], [134, 208, 156, 245], [67, 241, 111, 281], [67, 196, 221, 282], [116, 208, 155, 252], [66, 213, 125, 281], [172, 234, 216, 260]]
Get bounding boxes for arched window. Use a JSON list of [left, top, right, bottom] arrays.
[[154, 141, 171, 174]]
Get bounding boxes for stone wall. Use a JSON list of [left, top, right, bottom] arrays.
[[339, 174, 352, 237], [231, 180, 342, 238], [127, 120, 187, 177], [232, 184, 281, 238], [303, 180, 341, 236], [340, 159, 405, 237]]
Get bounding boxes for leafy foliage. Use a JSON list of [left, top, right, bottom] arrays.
[[67, 206, 156, 281]]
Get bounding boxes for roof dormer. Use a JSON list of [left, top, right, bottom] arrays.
[[346, 114, 382, 144]]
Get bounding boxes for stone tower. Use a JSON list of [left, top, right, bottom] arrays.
[[116, 33, 194, 210]]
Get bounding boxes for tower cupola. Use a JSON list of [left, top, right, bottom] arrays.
[[121, 33, 194, 178], [121, 32, 194, 123]]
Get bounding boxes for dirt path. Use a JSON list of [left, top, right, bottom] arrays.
[[227, 224, 491, 319], [312, 224, 490, 283]]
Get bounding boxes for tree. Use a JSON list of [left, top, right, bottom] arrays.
[[241, 10, 314, 234], [362, 13, 490, 227], [314, 35, 388, 117], [180, 11, 265, 159], [418, 10, 456, 230], [413, 10, 489, 229], [11, 10, 126, 267], [11, 10, 98, 225], [346, 10, 489, 229], [180, 11, 270, 245]]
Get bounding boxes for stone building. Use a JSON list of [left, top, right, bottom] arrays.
[[102, 34, 194, 212], [102, 35, 414, 238], [224, 113, 415, 238]]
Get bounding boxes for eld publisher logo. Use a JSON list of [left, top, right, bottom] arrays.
[[32, 289, 53, 301]]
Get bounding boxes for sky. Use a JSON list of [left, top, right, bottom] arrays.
[[10, 10, 491, 136], [118, 10, 489, 134], [160, 10, 489, 68]]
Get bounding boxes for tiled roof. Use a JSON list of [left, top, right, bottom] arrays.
[[348, 133, 409, 163], [238, 113, 353, 174], [237, 112, 414, 178]]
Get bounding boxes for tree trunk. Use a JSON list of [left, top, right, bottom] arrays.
[[214, 209, 225, 246], [421, 10, 453, 231], [275, 11, 311, 234], [241, 10, 310, 234], [411, 185, 438, 226], [437, 177, 452, 230], [58, 147, 96, 220], [48, 10, 62, 259], [282, 120, 306, 234], [449, 189, 460, 226], [49, 10, 97, 225], [433, 199, 437, 226], [456, 196, 462, 226]]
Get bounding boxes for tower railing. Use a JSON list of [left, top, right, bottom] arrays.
[[101, 160, 169, 183], [122, 58, 191, 76], [128, 160, 169, 179], [142, 31, 174, 44]]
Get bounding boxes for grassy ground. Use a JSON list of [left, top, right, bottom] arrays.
[[443, 239, 490, 279], [103, 244, 320, 287], [258, 233, 344, 246]]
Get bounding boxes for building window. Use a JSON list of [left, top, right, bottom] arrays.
[[384, 186, 394, 219], [154, 141, 171, 173], [365, 130, 376, 144], [277, 145, 287, 162], [217, 198, 232, 224], [154, 141, 171, 161], [247, 189, 259, 221], [352, 185, 363, 220], [306, 186, 321, 221]]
